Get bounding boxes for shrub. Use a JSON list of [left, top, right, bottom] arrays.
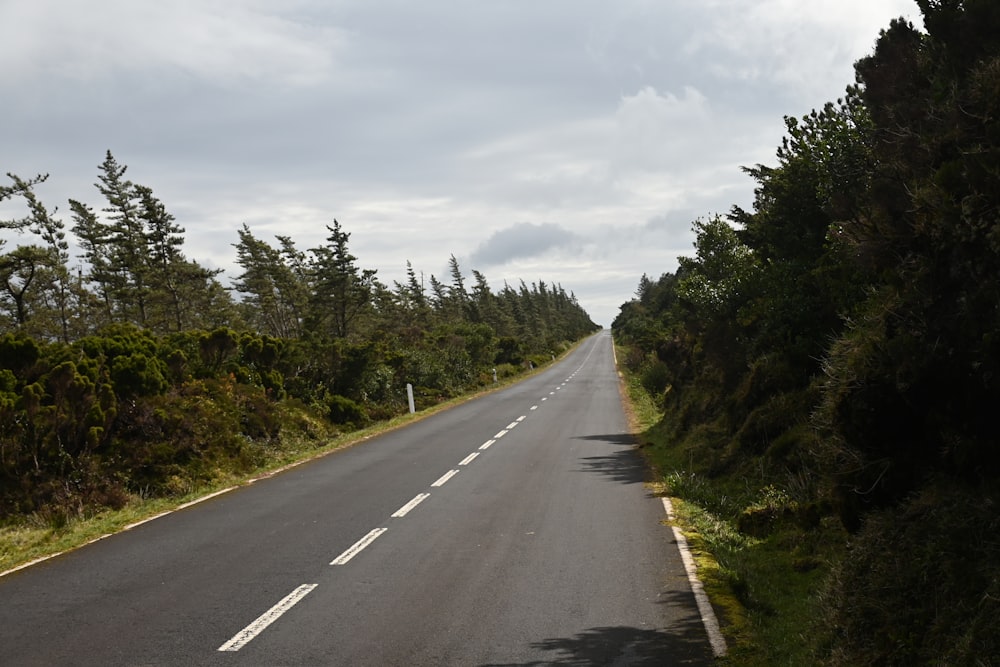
[[820, 481, 1000, 665], [325, 393, 366, 427]]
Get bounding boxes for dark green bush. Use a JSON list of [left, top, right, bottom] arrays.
[[821, 481, 1000, 665], [325, 393, 366, 427]]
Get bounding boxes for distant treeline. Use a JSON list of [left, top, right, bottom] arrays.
[[0, 153, 598, 519], [613, 2, 1000, 664]]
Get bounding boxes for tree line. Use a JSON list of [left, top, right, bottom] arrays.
[[0, 154, 597, 520], [613, 1, 1000, 663]]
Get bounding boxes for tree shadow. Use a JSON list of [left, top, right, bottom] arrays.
[[480, 621, 716, 666], [573, 434, 651, 486], [574, 433, 638, 446]]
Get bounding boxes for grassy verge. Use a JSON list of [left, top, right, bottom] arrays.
[[616, 346, 846, 665]]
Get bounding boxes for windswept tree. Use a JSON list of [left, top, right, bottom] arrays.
[[136, 185, 226, 332], [69, 198, 114, 326], [0, 173, 76, 340], [232, 224, 308, 339], [95, 150, 150, 326], [67, 152, 232, 333], [308, 220, 377, 339]]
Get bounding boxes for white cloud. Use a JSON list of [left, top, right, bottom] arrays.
[[0, 0, 344, 87], [0, 0, 923, 326]]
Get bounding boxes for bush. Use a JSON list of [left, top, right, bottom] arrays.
[[325, 394, 366, 427], [640, 360, 670, 397], [821, 481, 1000, 665]]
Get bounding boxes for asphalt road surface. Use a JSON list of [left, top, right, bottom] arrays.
[[1, 331, 716, 666]]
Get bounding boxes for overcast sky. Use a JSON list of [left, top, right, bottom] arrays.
[[2, 0, 920, 326]]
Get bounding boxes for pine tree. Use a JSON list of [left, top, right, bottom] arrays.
[[308, 220, 377, 339]]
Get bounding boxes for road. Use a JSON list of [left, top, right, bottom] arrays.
[[0, 331, 716, 666]]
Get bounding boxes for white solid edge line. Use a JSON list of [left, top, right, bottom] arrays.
[[218, 583, 318, 652], [331, 527, 388, 565], [391, 493, 430, 518], [661, 498, 728, 658], [459, 452, 479, 466], [176, 486, 237, 510], [432, 470, 460, 487]]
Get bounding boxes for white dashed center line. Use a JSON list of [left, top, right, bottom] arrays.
[[218, 584, 318, 652], [432, 470, 459, 487], [391, 493, 430, 518], [331, 528, 388, 565], [210, 349, 606, 654]]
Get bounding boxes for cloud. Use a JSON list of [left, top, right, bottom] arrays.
[[0, 0, 345, 87], [470, 222, 580, 268], [0, 0, 923, 328]]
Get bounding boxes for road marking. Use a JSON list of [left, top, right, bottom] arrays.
[[176, 486, 236, 510], [661, 498, 727, 657], [218, 583, 317, 651], [121, 511, 173, 532], [541, 397, 547, 401], [479, 439, 496, 450], [459, 452, 479, 466], [530, 405, 538, 411], [391, 493, 430, 518], [432, 470, 459, 486], [516, 415, 526, 422], [331, 528, 388, 565], [494, 429, 509, 438], [506, 421, 519, 430]]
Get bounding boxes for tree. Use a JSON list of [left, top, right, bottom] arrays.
[[817, 6, 1000, 516], [69, 198, 114, 326], [95, 151, 150, 326], [308, 220, 377, 339], [0, 246, 49, 329], [233, 224, 306, 338], [0, 174, 77, 340], [135, 185, 226, 333]]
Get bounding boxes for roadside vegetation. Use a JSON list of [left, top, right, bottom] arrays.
[[0, 154, 598, 571], [614, 2, 1000, 663]]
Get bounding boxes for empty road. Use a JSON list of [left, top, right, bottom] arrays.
[[1, 331, 715, 665]]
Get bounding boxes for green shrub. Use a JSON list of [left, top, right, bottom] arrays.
[[325, 393, 366, 427], [820, 481, 1000, 665], [640, 360, 670, 397], [111, 353, 168, 398]]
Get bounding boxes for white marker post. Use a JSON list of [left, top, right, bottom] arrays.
[[406, 383, 415, 414]]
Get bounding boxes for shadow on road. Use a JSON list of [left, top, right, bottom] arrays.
[[479, 621, 715, 666], [573, 433, 652, 486]]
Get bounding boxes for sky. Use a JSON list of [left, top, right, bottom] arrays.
[[1, 0, 920, 327]]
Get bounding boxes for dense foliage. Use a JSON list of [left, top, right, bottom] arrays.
[[613, 1, 1000, 663], [0, 154, 597, 522]]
